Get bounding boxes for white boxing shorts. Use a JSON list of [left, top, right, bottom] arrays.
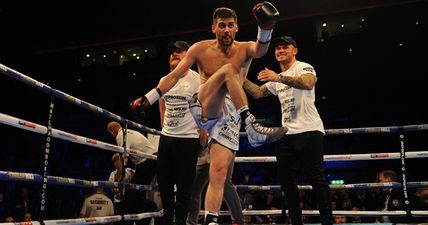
[[209, 95, 241, 151]]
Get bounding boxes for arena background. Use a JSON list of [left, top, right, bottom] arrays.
[[0, 0, 427, 222]]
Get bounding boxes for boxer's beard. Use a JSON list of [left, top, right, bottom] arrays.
[[220, 34, 234, 46]]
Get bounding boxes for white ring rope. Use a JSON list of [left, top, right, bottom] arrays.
[[3, 112, 428, 165], [0, 112, 157, 160], [212, 209, 428, 217], [0, 209, 426, 225], [0, 211, 163, 225], [324, 124, 428, 135], [236, 181, 428, 191], [219, 209, 428, 217]]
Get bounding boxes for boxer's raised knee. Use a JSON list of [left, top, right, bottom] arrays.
[[221, 63, 239, 79]]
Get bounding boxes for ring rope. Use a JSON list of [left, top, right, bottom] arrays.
[[3, 113, 428, 164], [238, 124, 428, 137], [324, 124, 428, 135], [2, 169, 427, 223], [1, 209, 427, 225], [234, 151, 428, 163], [211, 209, 428, 217], [235, 181, 428, 191], [192, 209, 428, 217], [3, 111, 428, 165], [0, 211, 163, 225], [0, 171, 152, 191], [2, 170, 427, 192], [0, 112, 157, 160], [0, 63, 159, 135], [6, 112, 427, 164]]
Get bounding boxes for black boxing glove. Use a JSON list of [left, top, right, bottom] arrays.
[[252, 1, 280, 43], [130, 88, 163, 114]]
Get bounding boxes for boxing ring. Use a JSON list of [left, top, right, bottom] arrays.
[[1, 63, 428, 225]]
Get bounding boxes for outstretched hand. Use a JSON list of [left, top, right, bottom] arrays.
[[257, 68, 279, 82]]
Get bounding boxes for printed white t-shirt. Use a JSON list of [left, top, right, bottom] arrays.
[[80, 193, 114, 217], [161, 69, 200, 138], [265, 61, 324, 134]]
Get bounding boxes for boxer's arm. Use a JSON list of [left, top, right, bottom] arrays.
[[130, 46, 197, 113], [247, 41, 270, 59], [243, 79, 272, 99], [248, 1, 280, 58], [157, 52, 196, 94]]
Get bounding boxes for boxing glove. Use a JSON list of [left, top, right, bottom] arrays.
[[252, 1, 280, 30], [252, 1, 280, 43], [130, 88, 162, 114], [130, 96, 150, 113]]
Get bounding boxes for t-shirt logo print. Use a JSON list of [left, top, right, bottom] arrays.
[[302, 67, 314, 72]]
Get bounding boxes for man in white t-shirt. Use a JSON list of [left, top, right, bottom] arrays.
[[107, 121, 157, 186], [243, 36, 333, 225], [107, 121, 158, 225], [157, 41, 203, 225], [80, 187, 114, 218]]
